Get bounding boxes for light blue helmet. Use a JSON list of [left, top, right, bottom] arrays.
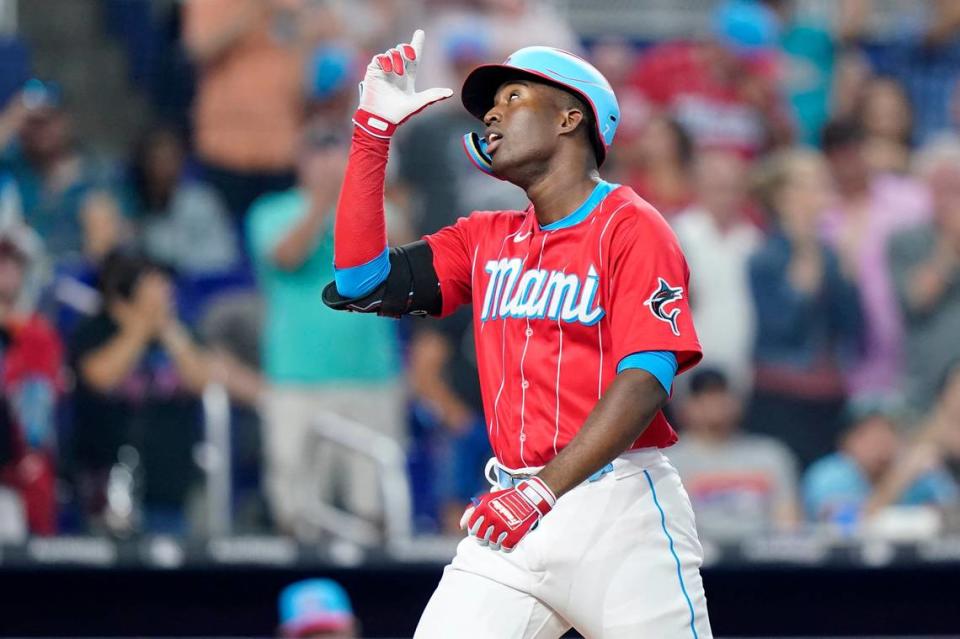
[[461, 46, 620, 176]]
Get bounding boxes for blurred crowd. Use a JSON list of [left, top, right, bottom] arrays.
[[2, 0, 960, 548]]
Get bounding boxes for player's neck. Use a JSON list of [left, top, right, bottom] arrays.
[[526, 169, 601, 227]]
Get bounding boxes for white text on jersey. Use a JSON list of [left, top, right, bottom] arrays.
[[480, 259, 606, 325]]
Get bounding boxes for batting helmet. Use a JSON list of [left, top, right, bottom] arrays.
[[460, 46, 620, 175]]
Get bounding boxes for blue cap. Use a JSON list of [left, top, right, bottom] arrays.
[[712, 0, 781, 55], [21, 78, 62, 111], [308, 45, 359, 101], [279, 579, 354, 637]]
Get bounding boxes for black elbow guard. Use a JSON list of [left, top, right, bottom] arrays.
[[322, 241, 442, 318]]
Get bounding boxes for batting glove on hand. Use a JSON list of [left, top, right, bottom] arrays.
[[353, 29, 453, 139], [460, 476, 556, 552]]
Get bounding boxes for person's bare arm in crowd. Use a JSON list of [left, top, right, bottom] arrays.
[[0, 94, 28, 151], [904, 238, 957, 314], [863, 440, 939, 517], [408, 330, 475, 433], [209, 348, 265, 407], [80, 315, 155, 392], [864, 394, 960, 517], [836, 0, 871, 44], [159, 322, 211, 394], [775, 500, 802, 530], [82, 272, 209, 394], [80, 273, 170, 392], [271, 194, 331, 271], [183, 0, 270, 66], [925, 0, 960, 46]]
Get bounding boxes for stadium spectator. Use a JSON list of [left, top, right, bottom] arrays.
[[0, 171, 44, 311], [70, 250, 209, 534], [924, 362, 960, 486], [856, 77, 914, 173], [304, 43, 362, 132], [746, 149, 863, 468], [0, 80, 127, 265], [0, 220, 61, 535], [820, 119, 930, 396], [129, 124, 239, 276], [247, 129, 403, 535], [889, 137, 960, 413], [803, 396, 957, 529], [278, 578, 358, 638], [617, 115, 695, 219], [628, 0, 792, 158], [759, 0, 868, 146], [484, 0, 580, 60], [200, 293, 264, 408], [668, 368, 801, 542], [0, 170, 21, 222], [588, 37, 647, 149], [394, 26, 526, 236], [183, 0, 337, 218], [408, 309, 490, 534], [672, 150, 761, 392], [416, 0, 578, 95], [865, 0, 960, 144], [199, 291, 267, 531], [830, 48, 874, 124]]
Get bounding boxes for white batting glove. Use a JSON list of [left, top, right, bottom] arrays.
[[353, 29, 453, 139]]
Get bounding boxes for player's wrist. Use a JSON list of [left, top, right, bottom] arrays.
[[522, 476, 557, 513], [533, 466, 572, 500], [353, 108, 399, 139]]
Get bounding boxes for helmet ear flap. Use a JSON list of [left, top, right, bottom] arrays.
[[462, 132, 506, 180]]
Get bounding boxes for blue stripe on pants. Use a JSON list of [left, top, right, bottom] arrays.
[[643, 469, 699, 639]]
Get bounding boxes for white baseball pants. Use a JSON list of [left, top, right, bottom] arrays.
[[414, 448, 713, 638]]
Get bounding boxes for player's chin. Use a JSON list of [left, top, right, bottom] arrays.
[[490, 152, 522, 180]]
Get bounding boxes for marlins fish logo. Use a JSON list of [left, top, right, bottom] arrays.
[[643, 278, 683, 336]]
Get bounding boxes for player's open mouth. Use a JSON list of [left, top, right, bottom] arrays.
[[486, 131, 503, 154]]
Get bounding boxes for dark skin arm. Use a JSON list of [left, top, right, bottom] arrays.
[[537, 369, 668, 497]]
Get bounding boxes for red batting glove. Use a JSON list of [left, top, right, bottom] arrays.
[[460, 476, 557, 552]]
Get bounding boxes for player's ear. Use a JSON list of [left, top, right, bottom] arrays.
[[557, 107, 585, 138]]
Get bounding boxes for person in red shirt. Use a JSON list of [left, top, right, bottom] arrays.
[[323, 31, 711, 638], [628, 0, 792, 158], [620, 114, 696, 218], [0, 220, 62, 535]]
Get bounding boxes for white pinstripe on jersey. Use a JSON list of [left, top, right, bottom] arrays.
[[517, 234, 547, 466], [489, 227, 523, 461], [596, 202, 630, 399]]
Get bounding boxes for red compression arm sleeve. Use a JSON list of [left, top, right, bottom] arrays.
[[333, 127, 390, 269]]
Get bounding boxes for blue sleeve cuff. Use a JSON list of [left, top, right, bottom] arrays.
[[334, 247, 391, 298], [616, 351, 678, 394]]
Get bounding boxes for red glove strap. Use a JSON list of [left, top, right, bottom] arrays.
[[352, 108, 398, 139]]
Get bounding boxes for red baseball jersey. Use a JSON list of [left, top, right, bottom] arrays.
[[424, 183, 702, 469]]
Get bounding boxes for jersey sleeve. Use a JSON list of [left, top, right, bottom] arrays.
[[422, 215, 476, 318], [605, 211, 702, 375]]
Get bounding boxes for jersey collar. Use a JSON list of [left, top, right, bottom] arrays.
[[538, 180, 619, 232]]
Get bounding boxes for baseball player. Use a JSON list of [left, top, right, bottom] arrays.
[[324, 30, 713, 638]]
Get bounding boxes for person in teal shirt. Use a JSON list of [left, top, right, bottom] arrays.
[[247, 129, 403, 535]]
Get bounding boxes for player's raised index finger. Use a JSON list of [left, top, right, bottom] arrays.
[[410, 29, 425, 59]]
